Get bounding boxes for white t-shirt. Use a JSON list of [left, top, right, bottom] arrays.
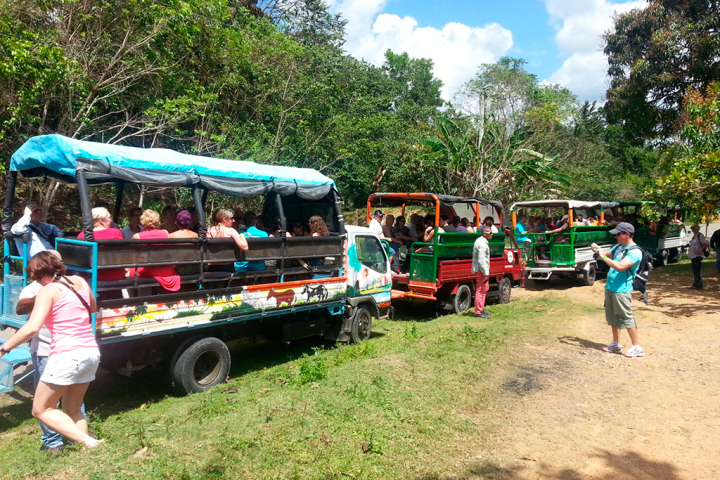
[[689, 233, 707, 259], [369, 218, 383, 236], [19, 282, 52, 357]]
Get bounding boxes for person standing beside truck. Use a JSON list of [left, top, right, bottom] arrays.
[[471, 226, 493, 319], [0, 251, 103, 448], [710, 227, 720, 274], [15, 251, 87, 456], [688, 225, 709, 289], [591, 223, 644, 358]]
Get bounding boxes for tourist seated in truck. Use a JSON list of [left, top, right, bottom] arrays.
[[484, 216, 499, 233], [129, 209, 181, 291], [455, 217, 470, 233], [574, 214, 590, 226], [423, 214, 447, 244], [445, 216, 461, 232], [122, 207, 144, 239], [205, 208, 249, 273], [169, 210, 198, 239], [292, 221, 308, 237], [383, 215, 403, 251], [77, 207, 125, 281], [515, 215, 529, 242], [234, 212, 266, 273], [160, 205, 178, 234], [394, 216, 417, 245], [546, 215, 571, 234], [231, 210, 245, 232], [11, 201, 64, 258]]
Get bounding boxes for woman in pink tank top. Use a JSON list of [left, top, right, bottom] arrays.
[[0, 251, 104, 448]]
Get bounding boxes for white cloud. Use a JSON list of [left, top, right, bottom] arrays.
[[332, 0, 514, 100], [544, 0, 646, 101]]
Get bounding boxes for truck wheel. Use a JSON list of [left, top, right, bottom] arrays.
[[497, 277, 512, 304], [655, 249, 669, 267], [580, 264, 596, 286], [350, 306, 372, 344], [452, 284, 473, 314], [170, 337, 231, 395], [668, 248, 681, 263]]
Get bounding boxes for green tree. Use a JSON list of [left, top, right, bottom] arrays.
[[649, 83, 720, 218], [604, 0, 720, 143]]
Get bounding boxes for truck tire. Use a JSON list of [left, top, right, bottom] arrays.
[[452, 284, 473, 314], [350, 306, 372, 344], [496, 277, 512, 304], [579, 264, 596, 286], [655, 249, 669, 267], [668, 248, 681, 263], [170, 336, 231, 395]]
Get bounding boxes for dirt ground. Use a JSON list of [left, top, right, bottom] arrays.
[[478, 260, 720, 480]]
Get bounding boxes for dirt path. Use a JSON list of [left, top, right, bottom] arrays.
[[479, 260, 720, 480]]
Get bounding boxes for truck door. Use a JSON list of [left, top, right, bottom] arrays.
[[347, 233, 392, 297]]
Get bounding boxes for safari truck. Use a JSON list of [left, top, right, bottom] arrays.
[[610, 202, 688, 266], [0, 135, 392, 394], [367, 193, 523, 314], [511, 200, 616, 285]]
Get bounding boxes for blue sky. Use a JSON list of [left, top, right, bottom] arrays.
[[329, 0, 646, 102]]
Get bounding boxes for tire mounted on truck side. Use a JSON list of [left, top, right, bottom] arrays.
[[169, 336, 231, 395], [350, 306, 373, 344]]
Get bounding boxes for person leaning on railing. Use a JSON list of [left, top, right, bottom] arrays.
[[206, 208, 249, 273], [0, 251, 103, 448]]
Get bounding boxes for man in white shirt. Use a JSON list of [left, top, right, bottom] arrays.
[[368, 210, 384, 236], [472, 227, 493, 318], [11, 202, 63, 258]]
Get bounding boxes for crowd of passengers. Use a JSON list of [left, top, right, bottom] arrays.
[[368, 209, 505, 274], [515, 212, 682, 239], [11, 201, 333, 296]]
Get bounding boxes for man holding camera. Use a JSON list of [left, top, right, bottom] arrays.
[[591, 222, 644, 358]]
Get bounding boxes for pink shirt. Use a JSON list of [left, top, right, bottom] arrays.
[[130, 230, 180, 291], [46, 280, 97, 355]]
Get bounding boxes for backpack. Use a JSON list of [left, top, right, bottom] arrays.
[[611, 244, 654, 305]]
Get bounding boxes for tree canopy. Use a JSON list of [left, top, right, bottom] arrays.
[[604, 0, 720, 143]]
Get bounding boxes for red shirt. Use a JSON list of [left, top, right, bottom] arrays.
[[78, 228, 126, 281]]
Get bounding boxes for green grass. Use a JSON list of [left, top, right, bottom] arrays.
[[0, 295, 594, 479]]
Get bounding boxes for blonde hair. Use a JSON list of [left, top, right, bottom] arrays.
[[213, 208, 233, 225], [91, 207, 112, 228], [140, 209, 161, 229]]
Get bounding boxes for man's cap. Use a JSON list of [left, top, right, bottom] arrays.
[[452, 216, 461, 223], [373, 210, 384, 217], [561, 214, 569, 221], [609, 222, 635, 234]]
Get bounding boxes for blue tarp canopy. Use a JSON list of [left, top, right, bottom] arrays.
[[10, 135, 336, 200]]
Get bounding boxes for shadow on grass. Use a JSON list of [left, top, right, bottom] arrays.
[[0, 333, 386, 428], [416, 448, 685, 479], [521, 274, 603, 292], [557, 336, 607, 351]]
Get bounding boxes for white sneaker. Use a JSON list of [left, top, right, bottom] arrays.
[[623, 345, 645, 357], [601, 342, 622, 353]]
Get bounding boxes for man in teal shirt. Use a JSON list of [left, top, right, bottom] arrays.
[[515, 214, 529, 242], [592, 223, 644, 358]]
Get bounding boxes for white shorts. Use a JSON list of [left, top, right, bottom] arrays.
[[40, 347, 101, 386]]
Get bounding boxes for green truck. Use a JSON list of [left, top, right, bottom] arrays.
[[511, 200, 616, 285]]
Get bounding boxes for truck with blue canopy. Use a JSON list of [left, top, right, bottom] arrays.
[[1, 135, 392, 394]]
